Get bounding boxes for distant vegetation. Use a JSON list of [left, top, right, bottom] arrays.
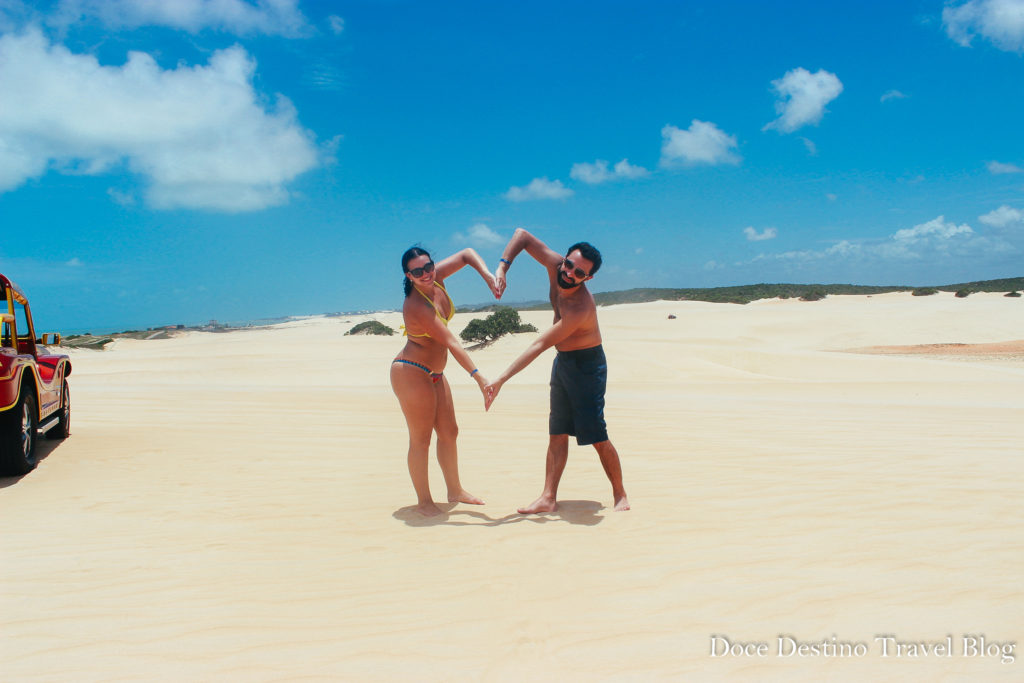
[[346, 320, 394, 336], [460, 307, 537, 344], [62, 334, 115, 350], [954, 289, 972, 298], [62, 322, 224, 349], [55, 276, 1023, 351], [591, 283, 901, 306], [460, 277, 1024, 310]]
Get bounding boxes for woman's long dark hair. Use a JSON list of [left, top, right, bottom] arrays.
[[401, 246, 431, 297]]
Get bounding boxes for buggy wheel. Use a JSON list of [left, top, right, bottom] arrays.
[[0, 391, 38, 476], [46, 380, 70, 440]]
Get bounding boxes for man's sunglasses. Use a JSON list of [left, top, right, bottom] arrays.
[[408, 261, 435, 278], [562, 258, 588, 280]]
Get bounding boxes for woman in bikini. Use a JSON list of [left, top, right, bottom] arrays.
[[391, 245, 498, 517]]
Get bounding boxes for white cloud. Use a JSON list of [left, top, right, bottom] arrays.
[[659, 120, 740, 167], [979, 205, 1024, 228], [765, 241, 860, 261], [570, 160, 612, 184], [304, 62, 345, 91], [570, 158, 649, 184], [106, 187, 135, 206], [328, 14, 345, 35], [748, 217, 993, 267], [799, 137, 818, 156], [613, 159, 649, 179], [892, 216, 974, 243], [321, 134, 343, 165], [826, 193, 838, 201], [52, 0, 311, 37], [763, 67, 843, 133], [987, 160, 1024, 174], [748, 240, 866, 264], [825, 240, 860, 257], [453, 223, 504, 248], [880, 89, 908, 103], [943, 0, 1024, 52], [504, 177, 573, 201], [0, 30, 319, 211], [66, 257, 83, 266], [744, 226, 778, 241]]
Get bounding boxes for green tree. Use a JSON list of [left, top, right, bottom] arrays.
[[460, 307, 537, 343], [346, 320, 395, 336]]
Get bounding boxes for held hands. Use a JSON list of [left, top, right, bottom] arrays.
[[472, 370, 504, 411], [484, 272, 502, 300], [493, 263, 508, 299], [483, 378, 504, 411]]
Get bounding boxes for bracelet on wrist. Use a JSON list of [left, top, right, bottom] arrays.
[[499, 258, 512, 267], [470, 368, 479, 377]]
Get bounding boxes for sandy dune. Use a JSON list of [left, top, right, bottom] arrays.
[[2, 292, 1022, 681]]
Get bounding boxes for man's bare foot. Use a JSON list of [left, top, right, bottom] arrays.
[[517, 495, 558, 514], [416, 501, 445, 517], [448, 489, 485, 505], [614, 494, 630, 511]]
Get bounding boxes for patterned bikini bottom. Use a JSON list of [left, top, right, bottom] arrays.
[[392, 358, 443, 383]]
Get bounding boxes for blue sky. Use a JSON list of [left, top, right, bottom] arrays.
[[1, 0, 1023, 332]]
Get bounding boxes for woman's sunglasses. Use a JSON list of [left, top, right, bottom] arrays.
[[408, 261, 435, 278], [562, 258, 588, 280]]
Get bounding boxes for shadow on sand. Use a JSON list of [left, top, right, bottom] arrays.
[[0, 439, 64, 490], [392, 499, 605, 527]]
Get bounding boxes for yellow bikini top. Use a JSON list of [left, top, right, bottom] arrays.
[[402, 282, 454, 338]]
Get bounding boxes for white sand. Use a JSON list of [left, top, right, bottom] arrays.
[[2, 292, 1022, 681]]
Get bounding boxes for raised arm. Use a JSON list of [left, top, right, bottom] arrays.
[[483, 312, 577, 409], [435, 248, 500, 298], [408, 303, 491, 407], [494, 228, 563, 296]]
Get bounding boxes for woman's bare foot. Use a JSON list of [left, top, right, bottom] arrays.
[[448, 489, 485, 505], [614, 494, 631, 511], [517, 495, 557, 514], [416, 501, 445, 517]]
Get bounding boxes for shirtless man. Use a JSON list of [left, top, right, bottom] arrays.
[[486, 228, 629, 513]]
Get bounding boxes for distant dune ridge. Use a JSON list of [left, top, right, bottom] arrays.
[[58, 277, 1023, 348], [3, 291, 1022, 680], [461, 275, 1024, 311]]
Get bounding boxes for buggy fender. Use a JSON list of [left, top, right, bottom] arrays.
[[0, 356, 34, 412]]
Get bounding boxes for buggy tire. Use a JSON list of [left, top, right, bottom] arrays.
[[46, 380, 70, 440], [0, 390, 38, 476]]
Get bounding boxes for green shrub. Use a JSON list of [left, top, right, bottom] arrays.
[[954, 289, 972, 298], [459, 318, 491, 343], [799, 291, 826, 302], [346, 320, 395, 336], [1006, 291, 1021, 298], [460, 307, 537, 344], [62, 335, 114, 350], [912, 288, 938, 296]]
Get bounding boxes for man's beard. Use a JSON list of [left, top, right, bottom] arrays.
[[556, 270, 577, 289]]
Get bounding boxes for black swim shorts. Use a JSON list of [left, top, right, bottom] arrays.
[[549, 344, 608, 446]]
